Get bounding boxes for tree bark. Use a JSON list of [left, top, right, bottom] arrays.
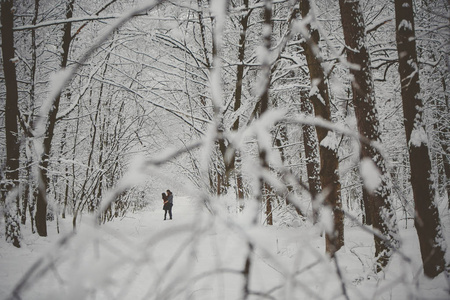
[[1, 0, 22, 247], [243, 0, 272, 297], [35, 0, 75, 236], [232, 0, 250, 205], [339, 0, 399, 271], [258, 0, 273, 226], [436, 75, 450, 205], [300, 91, 321, 223], [299, 0, 344, 255], [395, 0, 446, 278]]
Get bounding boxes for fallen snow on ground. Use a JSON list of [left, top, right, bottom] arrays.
[[1, 196, 449, 300]]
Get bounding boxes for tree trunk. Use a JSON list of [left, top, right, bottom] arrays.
[[1, 0, 22, 248], [232, 0, 250, 206], [36, 0, 75, 236], [258, 0, 273, 226], [242, 0, 272, 297], [299, 0, 344, 255], [395, 0, 446, 278], [361, 189, 372, 225], [339, 0, 399, 271], [300, 91, 322, 223], [436, 76, 450, 204], [24, 0, 39, 232], [197, 0, 211, 69], [265, 183, 273, 226], [442, 150, 450, 204], [21, 140, 30, 226]]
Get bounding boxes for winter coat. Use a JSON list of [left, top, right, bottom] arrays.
[[163, 202, 173, 210]]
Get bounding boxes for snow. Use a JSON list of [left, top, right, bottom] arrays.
[[310, 80, 327, 106], [320, 130, 339, 151], [320, 206, 334, 235], [359, 158, 382, 194], [262, 23, 272, 38], [255, 45, 269, 65], [409, 126, 428, 147], [398, 20, 413, 31], [210, 0, 228, 51], [1, 196, 448, 300]]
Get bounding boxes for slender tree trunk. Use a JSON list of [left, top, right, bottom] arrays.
[[243, 0, 273, 298], [232, 0, 250, 206], [69, 101, 81, 225], [436, 76, 450, 204], [299, 0, 344, 255], [19, 108, 38, 228], [86, 57, 109, 212], [258, 0, 273, 225], [20, 142, 30, 226], [197, 0, 211, 69], [361, 189, 372, 225], [265, 183, 273, 225], [300, 91, 322, 223], [1, 0, 22, 247], [395, 0, 446, 278], [339, 0, 399, 271], [36, 0, 75, 236], [442, 150, 450, 204], [274, 125, 304, 217], [55, 118, 70, 219], [23, 0, 40, 232]]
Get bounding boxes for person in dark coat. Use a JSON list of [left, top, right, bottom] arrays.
[[165, 189, 173, 220], [162, 192, 167, 211]]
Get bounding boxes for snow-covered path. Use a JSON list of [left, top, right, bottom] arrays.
[[1, 197, 256, 300], [130, 195, 199, 232], [1, 196, 449, 300]]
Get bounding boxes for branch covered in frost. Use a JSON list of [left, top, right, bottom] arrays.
[[10, 15, 121, 31], [35, 0, 167, 140]]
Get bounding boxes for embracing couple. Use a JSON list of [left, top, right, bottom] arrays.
[[162, 190, 173, 220]]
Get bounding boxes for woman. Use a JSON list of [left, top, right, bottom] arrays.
[[162, 192, 169, 220]]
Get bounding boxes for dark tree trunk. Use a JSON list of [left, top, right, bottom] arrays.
[[36, 0, 75, 236], [258, 0, 273, 226], [1, 0, 22, 248], [265, 183, 273, 226], [339, 0, 399, 271], [243, 0, 273, 297], [395, 0, 446, 278], [299, 0, 344, 255], [24, 0, 39, 231], [232, 0, 250, 204], [361, 189, 372, 225], [442, 150, 450, 205], [300, 91, 322, 223]]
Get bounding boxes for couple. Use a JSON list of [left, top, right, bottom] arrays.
[[162, 190, 173, 220]]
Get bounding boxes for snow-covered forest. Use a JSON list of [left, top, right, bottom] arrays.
[[0, 0, 449, 299]]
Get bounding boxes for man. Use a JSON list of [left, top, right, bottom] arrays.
[[166, 189, 173, 220]]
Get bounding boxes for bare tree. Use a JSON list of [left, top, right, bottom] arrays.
[[1, 0, 22, 247], [300, 91, 321, 223], [339, 0, 399, 271], [231, 0, 251, 206], [299, 0, 344, 255], [35, 0, 75, 236], [394, 0, 447, 278]]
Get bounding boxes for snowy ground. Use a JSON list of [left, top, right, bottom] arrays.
[[1, 196, 449, 300]]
